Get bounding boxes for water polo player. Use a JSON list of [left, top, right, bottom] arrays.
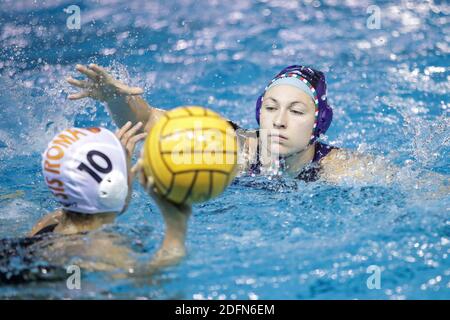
[[29, 121, 195, 271], [241, 65, 391, 182], [29, 123, 146, 236], [67, 63, 393, 184]]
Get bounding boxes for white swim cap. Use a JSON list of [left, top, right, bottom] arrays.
[[42, 127, 128, 214]]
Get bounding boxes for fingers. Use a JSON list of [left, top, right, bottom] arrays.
[[68, 91, 90, 100], [122, 121, 143, 143], [66, 77, 91, 89], [116, 122, 146, 161], [72, 64, 144, 99], [129, 132, 147, 144], [75, 64, 98, 81], [115, 121, 133, 139], [88, 63, 110, 79], [126, 132, 147, 155]]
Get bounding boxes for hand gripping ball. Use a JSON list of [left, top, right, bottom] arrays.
[[142, 106, 238, 205]]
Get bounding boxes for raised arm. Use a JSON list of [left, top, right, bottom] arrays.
[[149, 198, 191, 269], [67, 64, 166, 131], [134, 163, 192, 269], [67, 63, 257, 174]]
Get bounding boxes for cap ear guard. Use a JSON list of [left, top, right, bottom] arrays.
[[313, 72, 333, 139], [315, 106, 333, 137], [97, 170, 129, 212]]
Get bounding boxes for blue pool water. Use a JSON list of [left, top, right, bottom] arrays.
[[0, 0, 449, 299]]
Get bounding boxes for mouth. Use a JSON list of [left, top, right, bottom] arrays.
[[268, 133, 288, 141]]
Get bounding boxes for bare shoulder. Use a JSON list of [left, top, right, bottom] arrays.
[[319, 148, 393, 183], [321, 148, 365, 165], [28, 209, 64, 237]]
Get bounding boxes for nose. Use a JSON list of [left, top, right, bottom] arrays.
[[273, 109, 287, 129]]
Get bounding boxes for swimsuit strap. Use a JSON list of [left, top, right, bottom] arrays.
[[297, 142, 337, 181], [312, 141, 336, 163]]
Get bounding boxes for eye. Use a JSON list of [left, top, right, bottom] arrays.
[[290, 110, 304, 115], [264, 105, 277, 111]]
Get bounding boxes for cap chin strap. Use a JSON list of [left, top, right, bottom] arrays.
[[97, 170, 128, 213]]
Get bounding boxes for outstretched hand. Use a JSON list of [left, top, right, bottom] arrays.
[[67, 64, 144, 102]]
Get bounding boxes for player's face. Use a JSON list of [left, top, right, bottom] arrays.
[[259, 84, 316, 157]]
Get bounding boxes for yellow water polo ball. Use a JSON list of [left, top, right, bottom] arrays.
[[142, 106, 239, 205]]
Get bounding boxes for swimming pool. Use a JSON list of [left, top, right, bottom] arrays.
[[0, 0, 448, 299]]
